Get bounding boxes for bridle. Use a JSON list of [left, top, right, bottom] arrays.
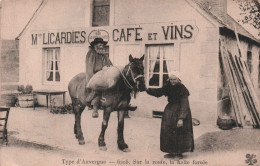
[[126, 63, 144, 83], [116, 63, 144, 90]]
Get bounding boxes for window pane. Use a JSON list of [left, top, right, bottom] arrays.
[[55, 61, 59, 70], [93, 0, 109, 5], [47, 50, 53, 60], [149, 74, 159, 86], [92, 1, 110, 27], [149, 60, 160, 73], [55, 49, 60, 61], [148, 47, 160, 60], [163, 60, 168, 73], [46, 71, 53, 81], [163, 45, 174, 60], [47, 61, 53, 70], [55, 72, 60, 81], [163, 74, 169, 85]]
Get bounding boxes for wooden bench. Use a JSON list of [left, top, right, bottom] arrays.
[[0, 107, 10, 145]]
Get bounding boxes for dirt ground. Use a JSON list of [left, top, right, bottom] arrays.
[[1, 108, 260, 166]]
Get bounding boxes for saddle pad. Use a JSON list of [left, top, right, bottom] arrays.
[[87, 66, 124, 90]]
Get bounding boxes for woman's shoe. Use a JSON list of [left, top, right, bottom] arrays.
[[175, 154, 183, 160], [164, 153, 175, 158]]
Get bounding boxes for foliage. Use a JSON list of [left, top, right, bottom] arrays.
[[50, 104, 73, 114], [50, 98, 73, 114], [17, 85, 33, 94], [233, 0, 260, 35]]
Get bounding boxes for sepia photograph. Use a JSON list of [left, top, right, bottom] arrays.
[[0, 0, 260, 165]]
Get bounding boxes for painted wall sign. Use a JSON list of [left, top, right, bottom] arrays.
[[30, 21, 198, 46], [112, 28, 143, 42], [88, 30, 109, 44], [31, 30, 86, 45]]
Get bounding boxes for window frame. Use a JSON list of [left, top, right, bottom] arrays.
[[92, 0, 110, 27], [146, 43, 179, 88], [42, 47, 61, 85]]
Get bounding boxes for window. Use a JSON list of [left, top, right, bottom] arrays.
[[43, 48, 60, 83], [247, 44, 253, 75], [146, 44, 177, 88], [92, 0, 110, 27], [247, 50, 252, 74]]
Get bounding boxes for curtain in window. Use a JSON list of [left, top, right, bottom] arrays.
[[47, 50, 53, 81], [148, 46, 160, 79], [55, 50, 60, 81], [148, 46, 160, 86]]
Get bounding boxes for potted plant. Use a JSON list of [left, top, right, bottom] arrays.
[[17, 85, 34, 108]]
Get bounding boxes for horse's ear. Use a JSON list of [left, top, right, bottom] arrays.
[[129, 54, 133, 62], [140, 54, 144, 61]]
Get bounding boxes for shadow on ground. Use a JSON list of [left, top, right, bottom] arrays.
[[1, 131, 77, 157], [194, 128, 260, 154]]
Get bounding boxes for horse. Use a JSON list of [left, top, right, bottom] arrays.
[[68, 54, 146, 152]]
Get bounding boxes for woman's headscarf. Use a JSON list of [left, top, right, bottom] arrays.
[[168, 71, 182, 81]]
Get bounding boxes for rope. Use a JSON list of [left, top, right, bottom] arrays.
[[114, 66, 134, 90]]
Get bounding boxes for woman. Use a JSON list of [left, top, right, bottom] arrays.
[[146, 71, 194, 160]]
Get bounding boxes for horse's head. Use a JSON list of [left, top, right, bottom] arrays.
[[124, 54, 146, 92]]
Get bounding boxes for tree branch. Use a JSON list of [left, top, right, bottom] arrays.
[[252, 0, 260, 12]]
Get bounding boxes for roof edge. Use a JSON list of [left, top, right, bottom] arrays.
[[185, 0, 223, 27], [15, 0, 46, 40], [220, 27, 260, 46]]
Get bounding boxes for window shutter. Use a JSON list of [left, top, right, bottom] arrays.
[[92, 0, 110, 27]]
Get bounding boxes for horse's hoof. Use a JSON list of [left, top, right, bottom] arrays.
[[99, 146, 107, 151], [122, 148, 131, 152], [78, 140, 85, 145]]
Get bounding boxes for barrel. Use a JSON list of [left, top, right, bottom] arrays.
[[18, 94, 34, 108]]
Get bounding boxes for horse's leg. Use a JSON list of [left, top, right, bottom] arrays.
[[117, 110, 130, 152], [74, 104, 86, 145], [98, 107, 111, 151]]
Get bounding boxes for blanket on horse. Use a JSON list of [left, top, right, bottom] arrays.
[[86, 66, 124, 90]]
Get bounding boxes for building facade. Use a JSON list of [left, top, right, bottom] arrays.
[[16, 0, 260, 124]]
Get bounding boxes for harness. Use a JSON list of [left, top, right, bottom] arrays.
[[115, 63, 144, 90]]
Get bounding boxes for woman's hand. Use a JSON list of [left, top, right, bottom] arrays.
[[177, 119, 183, 128]]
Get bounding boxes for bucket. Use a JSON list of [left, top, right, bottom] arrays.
[[18, 94, 34, 108], [217, 115, 235, 130]]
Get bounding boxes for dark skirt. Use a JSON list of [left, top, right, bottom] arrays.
[[160, 102, 194, 154]]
